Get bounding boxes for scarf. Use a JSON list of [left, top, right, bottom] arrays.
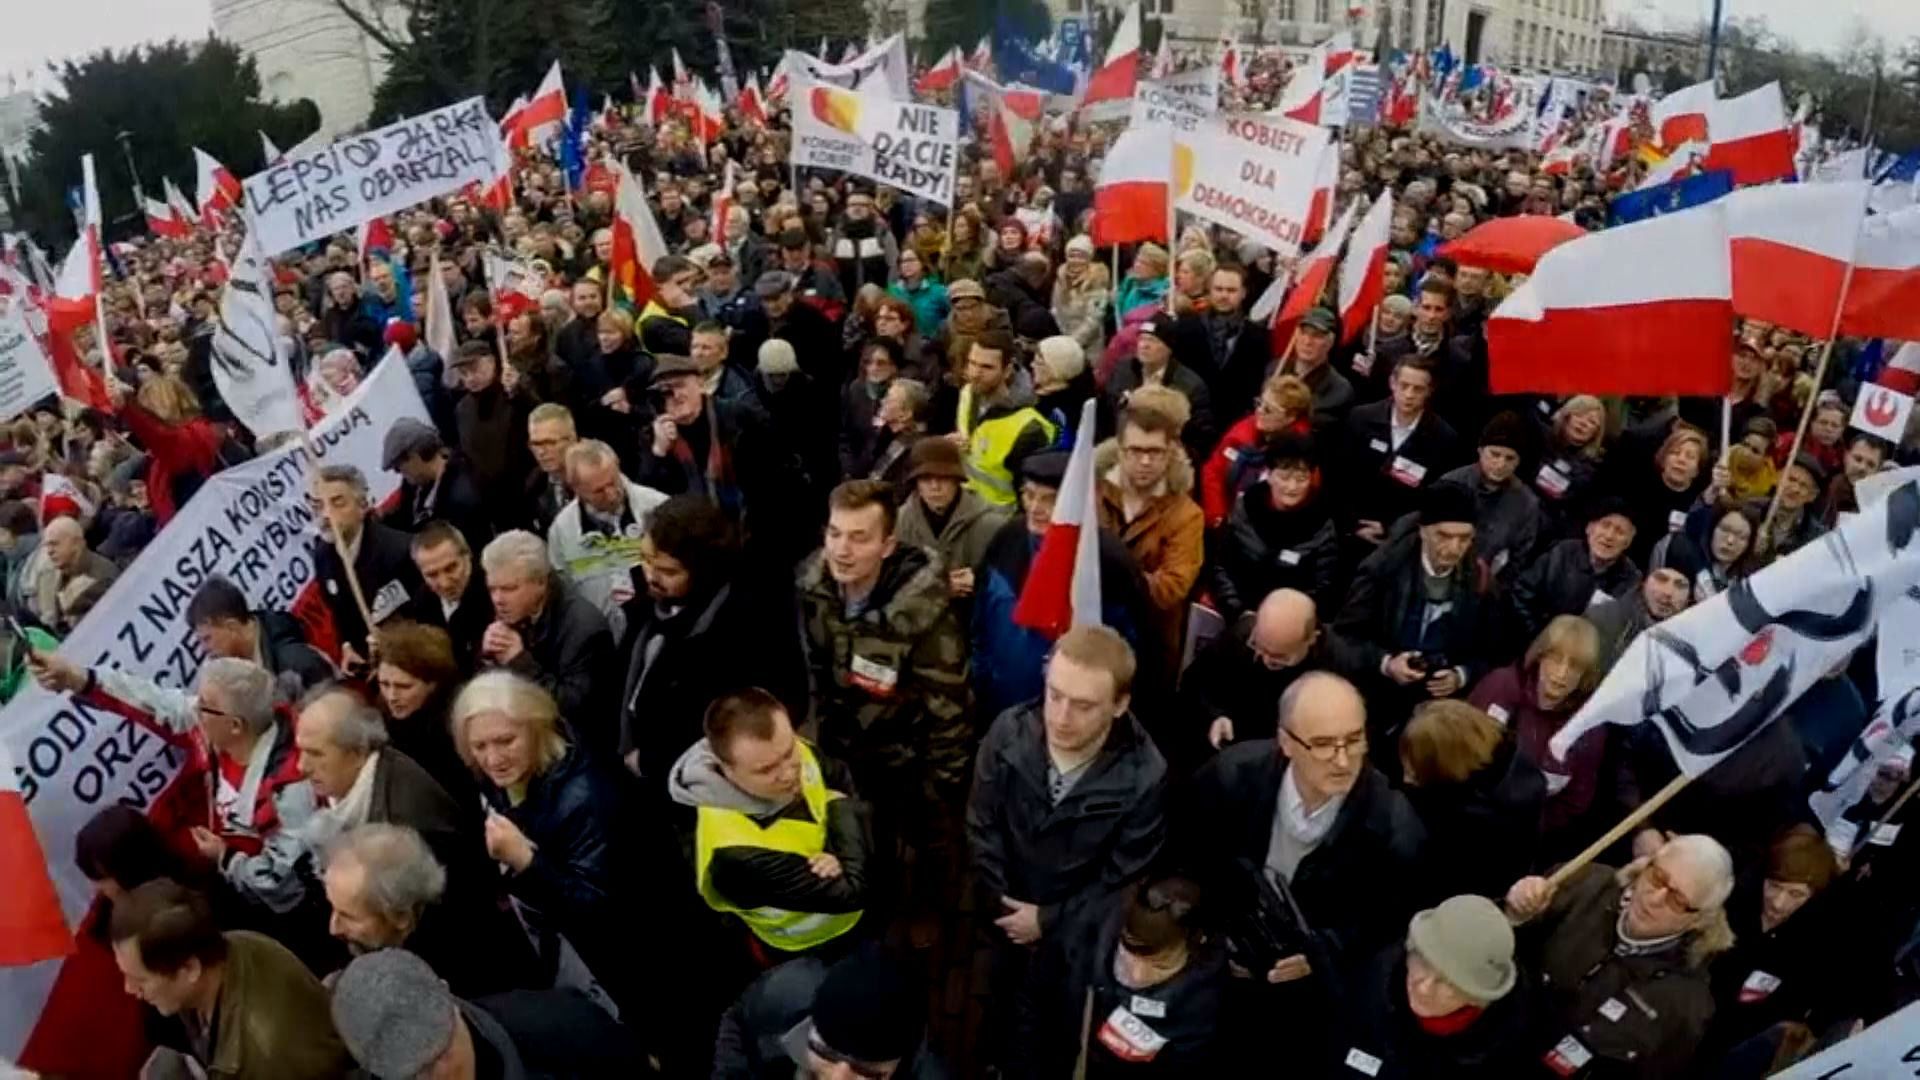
[[1416, 1005, 1485, 1036], [1613, 904, 1688, 958], [671, 397, 737, 511], [308, 751, 382, 849]]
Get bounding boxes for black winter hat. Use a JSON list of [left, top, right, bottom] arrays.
[[809, 951, 923, 1065], [1419, 482, 1477, 526], [1478, 410, 1534, 456]]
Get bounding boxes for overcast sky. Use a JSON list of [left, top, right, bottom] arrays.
[[3, 0, 1919, 90]]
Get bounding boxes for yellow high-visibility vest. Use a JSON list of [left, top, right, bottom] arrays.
[[958, 384, 1055, 507]]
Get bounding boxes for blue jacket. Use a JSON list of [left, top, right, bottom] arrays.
[[889, 278, 951, 339]]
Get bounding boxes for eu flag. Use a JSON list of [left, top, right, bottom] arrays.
[[1608, 169, 1734, 227], [994, 15, 1077, 94]]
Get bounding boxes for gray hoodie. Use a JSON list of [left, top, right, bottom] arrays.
[[667, 738, 793, 817]]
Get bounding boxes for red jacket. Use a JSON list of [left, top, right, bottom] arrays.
[[120, 403, 226, 524], [1198, 414, 1311, 527]]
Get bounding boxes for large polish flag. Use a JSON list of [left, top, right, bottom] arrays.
[[1012, 398, 1103, 638], [1083, 1, 1141, 109], [1338, 191, 1395, 343], [1839, 206, 1920, 340], [916, 47, 964, 95], [143, 198, 191, 240], [516, 61, 567, 140], [1488, 202, 1734, 397], [1652, 79, 1716, 149], [0, 739, 70, 966], [610, 161, 672, 311], [1725, 181, 1869, 338], [1301, 143, 1339, 246], [1704, 82, 1796, 186], [1277, 200, 1358, 327], [1090, 125, 1169, 247]]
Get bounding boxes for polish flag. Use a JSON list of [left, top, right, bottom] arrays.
[[1587, 116, 1632, 171], [646, 68, 672, 126], [143, 198, 190, 240], [1090, 126, 1169, 247], [766, 58, 790, 103], [738, 72, 768, 125], [1652, 79, 1716, 149], [193, 147, 241, 227], [1877, 342, 1920, 395], [515, 61, 567, 142], [484, 250, 544, 325], [671, 48, 691, 95], [1277, 44, 1324, 123], [690, 80, 727, 144], [710, 161, 738, 245], [1337, 192, 1394, 343], [1488, 202, 1734, 397], [1839, 205, 1920, 340], [0, 740, 70, 966], [425, 250, 456, 366], [1277, 200, 1357, 328], [48, 156, 104, 335], [1725, 181, 1868, 338], [1321, 31, 1354, 128], [989, 86, 1045, 180], [917, 47, 965, 95], [1012, 399, 1102, 637], [1704, 82, 1796, 186], [1301, 143, 1338, 246], [1084, 2, 1142, 110], [164, 178, 197, 229], [1541, 144, 1579, 176], [610, 162, 671, 311]]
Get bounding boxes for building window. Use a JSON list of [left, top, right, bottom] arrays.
[[1315, 0, 1331, 23], [1278, 0, 1295, 20]]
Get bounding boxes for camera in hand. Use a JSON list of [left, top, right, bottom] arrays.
[[1223, 858, 1314, 977]]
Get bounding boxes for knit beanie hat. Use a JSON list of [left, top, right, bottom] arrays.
[[1649, 532, 1707, 586], [1478, 411, 1533, 456], [1036, 336, 1087, 383], [329, 949, 457, 1078], [808, 951, 923, 1065], [1406, 895, 1517, 1002], [1418, 482, 1477, 527]]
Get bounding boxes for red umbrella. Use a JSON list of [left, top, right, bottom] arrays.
[[1436, 215, 1588, 275]]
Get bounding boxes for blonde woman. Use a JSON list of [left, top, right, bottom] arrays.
[[1171, 248, 1216, 316], [1399, 699, 1546, 900], [112, 374, 226, 524], [1051, 235, 1111, 358], [1470, 615, 1607, 847], [1526, 395, 1608, 541], [1114, 242, 1170, 318]]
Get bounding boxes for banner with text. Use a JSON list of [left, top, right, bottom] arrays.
[[1417, 96, 1536, 151], [242, 98, 508, 257], [1128, 68, 1220, 133], [1775, 1000, 1920, 1078], [792, 75, 960, 205], [0, 307, 57, 423], [0, 353, 425, 1060], [1173, 112, 1328, 258], [786, 35, 911, 100]]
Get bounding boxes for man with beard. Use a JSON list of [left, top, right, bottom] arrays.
[[1173, 265, 1272, 416]]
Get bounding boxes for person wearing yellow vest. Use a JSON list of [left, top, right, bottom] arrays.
[[636, 254, 700, 355], [956, 329, 1055, 508], [669, 687, 869, 958]]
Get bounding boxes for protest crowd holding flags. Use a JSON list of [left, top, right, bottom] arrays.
[[8, 6, 1920, 1076]]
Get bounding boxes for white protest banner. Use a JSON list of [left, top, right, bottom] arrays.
[[0, 305, 57, 423], [1850, 383, 1915, 445], [786, 35, 911, 100], [792, 75, 961, 205], [1773, 1000, 1920, 1078], [211, 228, 304, 437], [1418, 96, 1535, 151], [1174, 112, 1329, 258], [0, 354, 426, 1060], [1128, 68, 1219, 133], [242, 97, 508, 257]]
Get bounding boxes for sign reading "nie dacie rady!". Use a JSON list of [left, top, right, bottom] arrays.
[[243, 98, 509, 257]]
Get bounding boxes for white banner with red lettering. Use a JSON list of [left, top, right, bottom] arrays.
[[0, 353, 426, 1063]]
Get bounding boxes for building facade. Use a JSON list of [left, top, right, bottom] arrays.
[[1599, 25, 1707, 84], [211, 0, 395, 139]]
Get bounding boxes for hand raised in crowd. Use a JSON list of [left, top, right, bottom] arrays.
[[481, 621, 525, 665], [1208, 717, 1235, 749], [339, 640, 369, 678], [651, 415, 678, 457], [25, 651, 86, 694], [483, 809, 536, 873], [1355, 519, 1385, 543], [995, 896, 1041, 946], [500, 361, 522, 396], [1505, 875, 1556, 921], [948, 567, 975, 598]]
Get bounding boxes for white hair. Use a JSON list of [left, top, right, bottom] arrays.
[[1660, 834, 1736, 910], [480, 530, 551, 585], [322, 823, 446, 925], [199, 658, 277, 734]]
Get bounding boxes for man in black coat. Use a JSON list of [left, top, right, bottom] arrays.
[[1338, 355, 1463, 547], [1102, 316, 1219, 462], [186, 576, 336, 695], [475, 529, 617, 757], [618, 496, 809, 787], [1275, 308, 1355, 431], [966, 625, 1169, 1068], [1174, 264, 1273, 417], [312, 464, 429, 676], [1186, 589, 1365, 760], [1331, 484, 1498, 746], [380, 418, 493, 552], [403, 521, 491, 672], [1172, 671, 1425, 1058], [1508, 496, 1643, 648], [551, 278, 607, 373]]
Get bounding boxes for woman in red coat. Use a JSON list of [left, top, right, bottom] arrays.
[[114, 374, 227, 524]]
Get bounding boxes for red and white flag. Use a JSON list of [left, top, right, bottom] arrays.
[[497, 94, 530, 150], [1337, 192, 1394, 343], [1091, 126, 1169, 247], [969, 37, 993, 72], [48, 156, 104, 336], [917, 47, 964, 96], [484, 250, 544, 325], [143, 198, 190, 240], [1877, 342, 1920, 395], [1012, 399, 1102, 637], [1488, 203, 1734, 397], [1704, 82, 1795, 186], [766, 57, 790, 102], [710, 161, 738, 246], [0, 739, 70, 966], [193, 147, 241, 227], [1839, 206, 1920, 341], [1302, 143, 1339, 246], [164, 178, 197, 229], [1083, 1, 1142, 110], [1150, 34, 1173, 79], [1277, 200, 1357, 328], [1636, 140, 1707, 190], [1276, 45, 1325, 125], [1220, 39, 1243, 87], [425, 250, 456, 366], [1725, 181, 1869, 338], [738, 72, 768, 125], [1652, 79, 1716, 149], [611, 162, 672, 311], [515, 61, 567, 143]]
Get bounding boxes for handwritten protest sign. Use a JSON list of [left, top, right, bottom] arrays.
[[1128, 68, 1219, 133], [242, 98, 508, 257], [0, 309, 57, 423], [1173, 113, 1328, 258], [793, 75, 960, 205]]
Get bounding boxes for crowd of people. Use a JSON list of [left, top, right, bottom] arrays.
[[7, 47, 1920, 1080]]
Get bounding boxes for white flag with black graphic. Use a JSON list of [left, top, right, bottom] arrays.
[[1550, 470, 1920, 777], [210, 230, 303, 437]]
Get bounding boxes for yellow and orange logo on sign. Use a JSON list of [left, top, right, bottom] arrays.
[[810, 85, 863, 135], [1172, 141, 1196, 198]]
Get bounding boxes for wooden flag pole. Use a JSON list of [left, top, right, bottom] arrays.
[[1544, 772, 1694, 890], [1864, 771, 1920, 845]]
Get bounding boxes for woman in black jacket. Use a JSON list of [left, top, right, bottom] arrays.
[[1010, 877, 1227, 1079], [1398, 700, 1547, 904], [1206, 431, 1341, 621], [373, 620, 477, 808]]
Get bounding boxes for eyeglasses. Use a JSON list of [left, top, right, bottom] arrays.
[[1120, 444, 1168, 460], [1281, 725, 1366, 763], [1642, 862, 1701, 915], [805, 1033, 893, 1079]]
